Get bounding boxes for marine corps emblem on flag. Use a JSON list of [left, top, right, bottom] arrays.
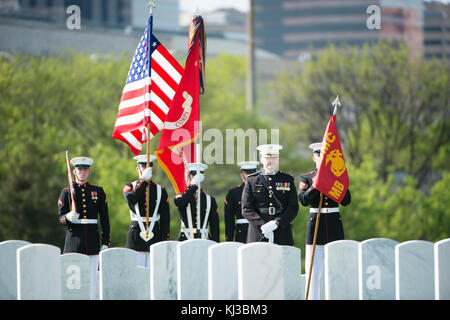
[[325, 149, 346, 177]]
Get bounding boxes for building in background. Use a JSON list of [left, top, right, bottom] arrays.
[[2, 0, 448, 61], [380, 0, 424, 57], [252, 0, 430, 60], [423, 0, 450, 61]]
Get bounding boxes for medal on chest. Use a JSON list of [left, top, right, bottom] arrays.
[[275, 182, 290, 191]]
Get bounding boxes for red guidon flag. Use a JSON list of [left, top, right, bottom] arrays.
[[155, 38, 201, 193], [312, 114, 349, 203]]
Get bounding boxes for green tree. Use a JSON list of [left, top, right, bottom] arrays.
[[272, 41, 450, 185]]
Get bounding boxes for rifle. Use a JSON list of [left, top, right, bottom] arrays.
[[66, 151, 77, 212]]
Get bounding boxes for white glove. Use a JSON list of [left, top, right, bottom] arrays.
[[100, 245, 108, 251], [142, 167, 152, 181], [66, 211, 79, 223], [190, 173, 205, 186], [261, 220, 278, 235]]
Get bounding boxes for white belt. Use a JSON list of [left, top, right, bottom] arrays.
[[131, 215, 160, 222], [182, 228, 209, 235], [236, 218, 249, 224], [73, 219, 98, 224], [310, 208, 339, 213]]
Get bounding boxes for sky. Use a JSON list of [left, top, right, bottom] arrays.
[[179, 0, 249, 13]]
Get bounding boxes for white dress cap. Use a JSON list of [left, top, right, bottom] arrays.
[[133, 154, 157, 165], [256, 144, 283, 158], [237, 161, 259, 170], [186, 162, 208, 173], [308, 143, 322, 153], [70, 157, 94, 168]]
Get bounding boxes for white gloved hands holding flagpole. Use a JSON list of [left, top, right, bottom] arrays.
[[141, 167, 152, 181], [190, 173, 205, 186], [66, 211, 79, 223]]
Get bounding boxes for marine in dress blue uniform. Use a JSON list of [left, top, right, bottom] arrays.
[[224, 161, 259, 243], [57, 156, 110, 299], [298, 143, 351, 300], [174, 163, 220, 242], [241, 144, 299, 245], [122, 155, 170, 267]]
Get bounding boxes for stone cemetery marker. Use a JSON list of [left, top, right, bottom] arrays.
[[150, 241, 179, 300], [136, 266, 150, 300], [208, 242, 243, 300], [99, 248, 141, 300], [281, 245, 302, 300], [395, 240, 434, 300], [359, 238, 398, 300], [325, 240, 359, 300], [238, 243, 284, 300], [0, 240, 30, 299], [61, 253, 90, 300], [17, 243, 61, 300], [177, 239, 216, 300], [434, 238, 450, 300]]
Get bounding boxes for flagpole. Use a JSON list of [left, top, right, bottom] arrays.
[[145, 1, 156, 240], [196, 142, 201, 238], [305, 192, 323, 300]]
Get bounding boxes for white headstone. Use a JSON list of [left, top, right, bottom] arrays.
[[61, 253, 90, 300], [17, 243, 61, 300], [434, 238, 450, 300], [359, 238, 398, 300], [0, 240, 30, 299], [136, 266, 150, 300], [300, 274, 306, 300], [395, 240, 434, 300], [150, 241, 179, 300], [237, 243, 284, 300], [99, 248, 143, 300], [281, 245, 302, 300], [208, 242, 243, 300], [325, 240, 359, 300], [177, 239, 216, 300]]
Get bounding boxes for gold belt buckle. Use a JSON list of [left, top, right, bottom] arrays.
[[269, 207, 276, 215]]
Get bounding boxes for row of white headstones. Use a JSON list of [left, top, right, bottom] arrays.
[[0, 238, 449, 300]]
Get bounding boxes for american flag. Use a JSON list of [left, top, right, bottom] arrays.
[[112, 15, 183, 155]]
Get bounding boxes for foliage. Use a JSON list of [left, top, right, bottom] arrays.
[[0, 43, 448, 251], [272, 41, 450, 187]]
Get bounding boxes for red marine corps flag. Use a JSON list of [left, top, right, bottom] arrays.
[[312, 99, 349, 203], [155, 15, 206, 193]]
